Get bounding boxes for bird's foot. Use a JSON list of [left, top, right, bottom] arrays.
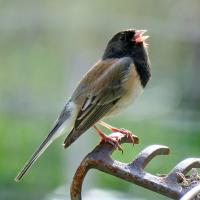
[[93, 125, 123, 152], [98, 121, 137, 144], [112, 128, 136, 144], [99, 134, 123, 152]]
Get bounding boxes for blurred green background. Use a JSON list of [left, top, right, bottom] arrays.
[[0, 1, 200, 199]]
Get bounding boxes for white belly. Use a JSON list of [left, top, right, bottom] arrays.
[[117, 77, 143, 110], [107, 65, 144, 116]]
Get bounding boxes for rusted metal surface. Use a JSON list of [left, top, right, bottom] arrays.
[[70, 132, 200, 200], [180, 184, 200, 200]]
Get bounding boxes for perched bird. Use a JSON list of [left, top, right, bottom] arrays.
[[15, 29, 151, 181]]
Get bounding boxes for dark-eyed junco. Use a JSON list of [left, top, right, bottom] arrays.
[[15, 29, 151, 181]]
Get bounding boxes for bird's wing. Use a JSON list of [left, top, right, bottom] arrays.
[[64, 57, 133, 148]]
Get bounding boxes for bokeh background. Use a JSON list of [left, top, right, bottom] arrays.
[[1, 1, 200, 199]]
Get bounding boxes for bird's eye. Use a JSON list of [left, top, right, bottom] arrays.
[[119, 34, 126, 41]]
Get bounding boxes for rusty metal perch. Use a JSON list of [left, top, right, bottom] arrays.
[[70, 132, 200, 200]]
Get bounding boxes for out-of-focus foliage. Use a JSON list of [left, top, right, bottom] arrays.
[[0, 1, 200, 200]]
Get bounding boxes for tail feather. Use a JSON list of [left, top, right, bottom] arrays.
[[15, 100, 74, 182], [15, 123, 62, 182]]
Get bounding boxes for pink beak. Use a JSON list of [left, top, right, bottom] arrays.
[[132, 30, 149, 43]]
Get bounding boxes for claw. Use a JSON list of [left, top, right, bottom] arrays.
[[100, 135, 123, 153], [98, 121, 138, 145], [94, 125, 123, 153], [118, 128, 135, 144]]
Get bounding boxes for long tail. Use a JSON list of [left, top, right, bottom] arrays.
[[15, 122, 62, 182], [15, 102, 72, 182]]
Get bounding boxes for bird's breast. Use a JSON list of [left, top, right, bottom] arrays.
[[122, 63, 143, 104], [108, 63, 143, 115]]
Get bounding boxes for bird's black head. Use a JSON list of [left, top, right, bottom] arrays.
[[102, 29, 151, 87], [102, 29, 149, 61]]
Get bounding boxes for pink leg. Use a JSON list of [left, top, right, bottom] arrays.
[[98, 121, 136, 144], [93, 125, 123, 152]]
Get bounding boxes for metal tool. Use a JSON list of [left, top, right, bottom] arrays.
[[70, 132, 200, 200]]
